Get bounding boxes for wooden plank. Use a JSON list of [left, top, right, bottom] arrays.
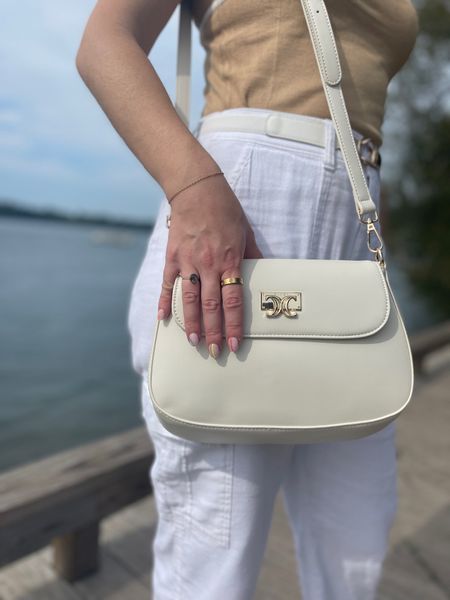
[[391, 367, 450, 544], [378, 543, 449, 600], [53, 522, 100, 582], [0, 524, 152, 600], [0, 547, 82, 600], [102, 496, 157, 537], [425, 343, 450, 374], [410, 321, 450, 355], [255, 494, 301, 600], [0, 427, 153, 567], [410, 321, 450, 372], [70, 552, 150, 600], [380, 362, 450, 599], [406, 504, 450, 594], [0, 427, 153, 516], [101, 497, 157, 580]]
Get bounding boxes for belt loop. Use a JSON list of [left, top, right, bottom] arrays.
[[323, 120, 336, 171]]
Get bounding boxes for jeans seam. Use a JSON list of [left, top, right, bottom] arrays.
[[185, 444, 234, 548], [308, 165, 332, 257], [174, 440, 189, 600], [226, 143, 255, 191], [223, 444, 235, 548]]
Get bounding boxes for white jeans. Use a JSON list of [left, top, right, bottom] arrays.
[[128, 107, 398, 600]]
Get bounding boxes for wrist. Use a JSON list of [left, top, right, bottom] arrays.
[[159, 134, 221, 200], [168, 170, 224, 205]]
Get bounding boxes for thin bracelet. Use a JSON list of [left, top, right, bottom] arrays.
[[168, 170, 224, 204]]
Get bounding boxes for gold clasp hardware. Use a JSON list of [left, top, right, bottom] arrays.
[[260, 292, 302, 318], [366, 219, 386, 270]]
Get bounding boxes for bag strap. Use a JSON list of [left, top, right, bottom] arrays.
[[174, 0, 381, 227]]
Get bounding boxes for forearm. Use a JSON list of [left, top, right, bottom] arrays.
[[76, 24, 218, 199]]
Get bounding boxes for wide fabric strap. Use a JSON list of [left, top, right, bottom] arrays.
[[175, 0, 378, 221]]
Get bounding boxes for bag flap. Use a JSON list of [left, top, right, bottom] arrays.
[[171, 259, 390, 339]]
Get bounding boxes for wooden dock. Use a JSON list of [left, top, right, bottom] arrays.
[[1, 345, 449, 599]]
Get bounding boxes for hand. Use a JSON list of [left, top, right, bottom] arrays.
[[157, 173, 263, 358]]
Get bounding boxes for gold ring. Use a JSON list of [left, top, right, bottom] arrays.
[[161, 280, 175, 291], [220, 277, 244, 287]]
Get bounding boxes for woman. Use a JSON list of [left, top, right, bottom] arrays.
[[76, 1, 418, 598]]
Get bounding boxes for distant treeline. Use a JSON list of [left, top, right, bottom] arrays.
[[0, 201, 154, 232]]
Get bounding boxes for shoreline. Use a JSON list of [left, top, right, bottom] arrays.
[[0, 202, 154, 232]]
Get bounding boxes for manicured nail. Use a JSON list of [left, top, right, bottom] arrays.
[[208, 343, 220, 359], [228, 337, 239, 353], [157, 309, 165, 320], [189, 333, 199, 346]]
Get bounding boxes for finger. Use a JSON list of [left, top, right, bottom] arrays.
[[180, 269, 201, 346], [199, 272, 223, 359], [157, 261, 179, 320], [220, 269, 244, 353]]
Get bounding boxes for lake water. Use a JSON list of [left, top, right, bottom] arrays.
[[0, 217, 439, 472], [0, 217, 150, 472]]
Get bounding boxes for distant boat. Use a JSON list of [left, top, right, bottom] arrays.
[[89, 228, 134, 247]]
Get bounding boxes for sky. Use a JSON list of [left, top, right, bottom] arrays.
[[0, 1, 416, 224], [0, 1, 206, 223]]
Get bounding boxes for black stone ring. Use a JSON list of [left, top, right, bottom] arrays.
[[180, 272, 201, 285]]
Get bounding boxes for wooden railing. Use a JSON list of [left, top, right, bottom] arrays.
[[0, 427, 153, 581], [0, 321, 449, 582], [410, 320, 450, 373]]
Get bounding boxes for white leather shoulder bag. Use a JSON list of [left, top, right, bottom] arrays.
[[147, 0, 415, 444]]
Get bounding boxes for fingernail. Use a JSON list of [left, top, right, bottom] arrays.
[[208, 343, 220, 359], [189, 333, 199, 346], [228, 336, 239, 353], [157, 309, 165, 320]]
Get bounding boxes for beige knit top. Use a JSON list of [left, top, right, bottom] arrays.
[[190, 0, 419, 147]]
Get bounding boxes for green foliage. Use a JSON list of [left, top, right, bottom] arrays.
[[390, 116, 450, 316], [388, 0, 450, 318]]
